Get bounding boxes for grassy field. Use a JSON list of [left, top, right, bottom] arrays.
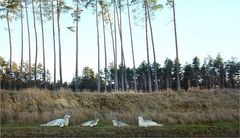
[[1, 88, 240, 137], [1, 121, 239, 137]]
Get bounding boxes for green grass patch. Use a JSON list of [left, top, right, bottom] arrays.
[[95, 120, 113, 127], [1, 121, 239, 137], [166, 120, 240, 129], [203, 120, 240, 128]]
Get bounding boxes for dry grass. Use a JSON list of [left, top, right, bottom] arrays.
[[1, 88, 239, 125]]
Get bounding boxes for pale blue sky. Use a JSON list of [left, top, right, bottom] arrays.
[[0, 0, 240, 82]]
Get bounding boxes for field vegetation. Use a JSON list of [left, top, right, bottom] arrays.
[[1, 89, 239, 137]]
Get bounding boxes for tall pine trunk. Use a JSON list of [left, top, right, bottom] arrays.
[[116, 1, 125, 91], [113, 0, 118, 91], [172, 0, 181, 91], [57, 0, 63, 86], [75, 0, 79, 91], [25, 0, 31, 87], [147, 2, 158, 92], [144, 0, 152, 92], [117, 2, 124, 91], [96, 0, 101, 92], [39, 0, 46, 88], [101, 5, 107, 92], [51, 0, 56, 90], [107, 8, 116, 92], [121, 3, 128, 91], [20, 0, 24, 83], [127, 0, 137, 92], [32, 0, 38, 85], [6, 10, 12, 87]]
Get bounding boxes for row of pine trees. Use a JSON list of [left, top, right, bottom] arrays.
[[1, 1, 239, 92], [0, 0, 180, 92]]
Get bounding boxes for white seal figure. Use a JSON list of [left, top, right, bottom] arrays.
[[81, 119, 99, 127], [138, 116, 163, 127], [40, 115, 70, 127], [112, 120, 129, 127]]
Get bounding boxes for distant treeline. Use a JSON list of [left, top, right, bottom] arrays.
[[0, 54, 239, 91]]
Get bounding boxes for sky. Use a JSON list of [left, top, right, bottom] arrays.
[[0, 0, 240, 82]]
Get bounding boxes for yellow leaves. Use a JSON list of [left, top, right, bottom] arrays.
[[12, 62, 18, 73], [151, 4, 163, 11], [150, 0, 157, 3], [6, 3, 18, 9]]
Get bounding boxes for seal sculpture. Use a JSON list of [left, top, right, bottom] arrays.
[[112, 120, 129, 127], [138, 116, 163, 127], [40, 115, 70, 127], [81, 119, 99, 127]]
